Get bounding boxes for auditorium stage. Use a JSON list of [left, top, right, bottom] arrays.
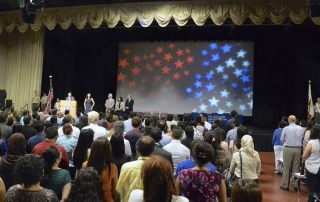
[[248, 127, 274, 152]]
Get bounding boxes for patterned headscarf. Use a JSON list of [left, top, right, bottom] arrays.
[[239, 135, 256, 158]]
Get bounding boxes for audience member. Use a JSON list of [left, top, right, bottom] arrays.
[[49, 116, 60, 128], [73, 129, 94, 173], [83, 137, 118, 202], [230, 126, 248, 157], [110, 134, 131, 177], [0, 112, 12, 142], [230, 135, 261, 184], [129, 156, 189, 202], [46, 109, 62, 125], [42, 146, 72, 201], [300, 119, 307, 132], [183, 114, 192, 126], [0, 133, 26, 191], [143, 126, 152, 136], [303, 120, 315, 149], [116, 136, 155, 202], [0, 128, 7, 156], [195, 116, 205, 134], [181, 126, 194, 149], [4, 155, 58, 201], [12, 123, 22, 134], [77, 116, 88, 130], [21, 115, 36, 142], [231, 179, 262, 202], [32, 127, 69, 170], [158, 120, 172, 147], [0, 178, 5, 202], [176, 141, 227, 202], [163, 126, 190, 174], [26, 121, 46, 153], [6, 117, 14, 128], [282, 116, 288, 123], [272, 121, 286, 174], [213, 128, 228, 158], [201, 114, 212, 131], [189, 121, 203, 140], [150, 127, 173, 167], [177, 122, 187, 139], [39, 107, 51, 122], [172, 114, 179, 125], [82, 111, 106, 140], [226, 117, 241, 145], [124, 112, 135, 132], [19, 110, 29, 125], [226, 110, 238, 133], [110, 121, 132, 156], [166, 114, 174, 132], [58, 115, 80, 139], [125, 117, 142, 160], [65, 167, 104, 202]]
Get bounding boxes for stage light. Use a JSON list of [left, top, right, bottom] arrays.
[[19, 0, 45, 24]]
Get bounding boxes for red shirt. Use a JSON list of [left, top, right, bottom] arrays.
[[32, 140, 69, 170]]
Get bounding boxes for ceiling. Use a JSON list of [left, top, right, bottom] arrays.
[[0, 0, 190, 12]]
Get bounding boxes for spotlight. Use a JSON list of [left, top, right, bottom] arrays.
[[19, 0, 45, 24]]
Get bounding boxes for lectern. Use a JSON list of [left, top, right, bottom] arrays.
[[60, 100, 77, 117]]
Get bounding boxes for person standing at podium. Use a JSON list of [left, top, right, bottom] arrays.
[[84, 93, 95, 115], [66, 92, 75, 101]]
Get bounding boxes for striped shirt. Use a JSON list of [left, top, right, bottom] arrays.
[[43, 169, 71, 200]]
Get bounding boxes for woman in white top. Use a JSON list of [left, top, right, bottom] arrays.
[[302, 124, 320, 202], [229, 126, 248, 158], [129, 156, 189, 202]]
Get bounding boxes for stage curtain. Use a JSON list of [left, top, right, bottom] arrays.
[[0, 0, 318, 34], [5, 28, 44, 112]]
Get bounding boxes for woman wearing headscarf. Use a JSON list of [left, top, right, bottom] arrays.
[[0, 133, 26, 191], [230, 135, 261, 184]]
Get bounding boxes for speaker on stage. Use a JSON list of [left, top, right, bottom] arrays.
[[310, 0, 320, 17], [5, 100, 12, 108]]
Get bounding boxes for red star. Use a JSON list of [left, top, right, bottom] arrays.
[[154, 75, 161, 83], [118, 59, 129, 68], [117, 72, 126, 82], [143, 55, 149, 60], [176, 49, 184, 56], [165, 80, 171, 85], [141, 78, 147, 84], [174, 59, 184, 69], [145, 64, 153, 72], [186, 56, 194, 64], [120, 88, 125, 93], [161, 66, 171, 74], [124, 49, 130, 55], [132, 55, 140, 63], [131, 66, 141, 76], [140, 86, 146, 92], [185, 48, 191, 54], [184, 71, 190, 76], [156, 47, 164, 54], [149, 53, 155, 59], [173, 72, 181, 80], [169, 44, 175, 49], [148, 92, 155, 99], [129, 80, 137, 88], [163, 53, 173, 62], [154, 59, 161, 67]]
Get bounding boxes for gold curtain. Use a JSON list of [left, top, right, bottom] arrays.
[[0, 0, 319, 34], [5, 27, 44, 111]]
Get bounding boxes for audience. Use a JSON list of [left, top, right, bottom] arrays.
[[12, 123, 22, 134], [229, 126, 248, 157], [82, 111, 106, 140], [125, 117, 142, 160], [195, 116, 205, 134], [58, 115, 80, 139], [129, 156, 189, 202], [303, 120, 314, 149], [0, 128, 7, 156], [110, 134, 131, 177], [176, 141, 227, 202], [158, 120, 172, 146], [26, 121, 46, 153], [42, 146, 72, 201], [0, 178, 4, 202], [110, 121, 132, 156], [77, 116, 88, 130], [231, 179, 262, 202], [116, 136, 155, 202], [181, 126, 194, 149], [65, 167, 104, 202], [21, 115, 36, 142], [142, 126, 152, 136], [272, 121, 286, 174], [201, 114, 212, 131], [226, 116, 241, 145], [39, 107, 51, 122], [226, 110, 238, 133], [124, 112, 135, 132], [83, 137, 118, 202], [0, 112, 12, 142], [189, 121, 204, 140]]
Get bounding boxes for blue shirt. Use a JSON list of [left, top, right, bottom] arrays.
[[56, 135, 78, 167], [160, 132, 172, 147], [281, 123, 304, 147], [174, 157, 217, 178], [272, 128, 283, 146], [1, 140, 7, 156], [124, 118, 132, 133], [45, 116, 62, 125], [27, 134, 45, 153]]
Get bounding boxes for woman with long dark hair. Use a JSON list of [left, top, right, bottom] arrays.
[[82, 137, 118, 202], [231, 179, 262, 202], [73, 129, 94, 173], [115, 97, 124, 118], [110, 135, 131, 177], [77, 116, 88, 130], [84, 93, 95, 115], [129, 156, 188, 202], [65, 167, 104, 202], [229, 126, 248, 157], [42, 146, 72, 201]]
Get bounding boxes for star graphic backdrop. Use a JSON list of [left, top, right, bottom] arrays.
[[117, 42, 254, 116]]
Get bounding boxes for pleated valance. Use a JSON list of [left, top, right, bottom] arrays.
[[0, 0, 319, 34]]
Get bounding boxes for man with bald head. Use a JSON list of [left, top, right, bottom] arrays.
[[280, 115, 304, 192]]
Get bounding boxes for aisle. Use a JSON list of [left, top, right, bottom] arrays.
[[258, 152, 308, 202]]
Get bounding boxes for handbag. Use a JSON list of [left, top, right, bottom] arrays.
[[225, 151, 242, 197]]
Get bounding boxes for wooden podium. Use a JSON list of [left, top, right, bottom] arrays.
[[60, 100, 77, 117]]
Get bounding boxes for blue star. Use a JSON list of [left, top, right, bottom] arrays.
[[226, 101, 232, 108], [221, 80, 226, 85], [237, 50, 246, 58], [240, 75, 250, 83], [208, 96, 220, 107], [201, 50, 208, 56], [222, 74, 229, 80], [206, 83, 215, 92], [205, 71, 214, 81], [195, 91, 203, 99], [209, 43, 218, 50], [217, 108, 225, 114], [186, 87, 192, 94], [247, 92, 253, 99], [243, 87, 251, 93], [194, 80, 202, 88], [233, 68, 243, 77], [239, 104, 246, 111], [242, 67, 249, 74], [202, 60, 210, 66], [231, 83, 238, 89], [225, 58, 236, 68], [220, 89, 230, 98], [243, 61, 250, 67], [221, 44, 232, 53], [211, 53, 220, 62], [216, 65, 224, 73], [247, 99, 253, 109], [199, 103, 208, 111], [195, 74, 202, 80]]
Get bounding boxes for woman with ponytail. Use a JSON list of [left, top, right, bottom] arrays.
[[42, 146, 72, 201]]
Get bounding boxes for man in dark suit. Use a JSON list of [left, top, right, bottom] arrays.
[[21, 115, 36, 142], [125, 94, 134, 114], [150, 127, 173, 168], [66, 92, 75, 101]]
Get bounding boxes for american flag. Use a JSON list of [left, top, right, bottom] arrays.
[[47, 78, 54, 109]]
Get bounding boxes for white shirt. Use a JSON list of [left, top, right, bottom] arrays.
[[108, 136, 132, 156], [163, 140, 190, 174], [305, 139, 320, 174], [128, 189, 189, 202], [58, 124, 80, 139], [204, 121, 212, 130], [82, 123, 107, 140], [124, 118, 132, 132]]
